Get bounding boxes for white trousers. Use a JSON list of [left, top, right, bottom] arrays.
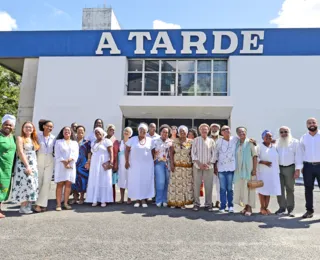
[[36, 153, 54, 207], [213, 173, 220, 202]]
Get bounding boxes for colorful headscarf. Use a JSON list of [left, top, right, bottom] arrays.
[[261, 130, 271, 139]]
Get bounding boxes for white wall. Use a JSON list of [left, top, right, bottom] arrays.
[[229, 56, 320, 140], [33, 56, 127, 138]]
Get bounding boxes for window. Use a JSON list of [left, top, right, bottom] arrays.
[[127, 59, 228, 96]]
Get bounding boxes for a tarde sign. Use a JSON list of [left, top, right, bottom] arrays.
[[1, 28, 320, 58]]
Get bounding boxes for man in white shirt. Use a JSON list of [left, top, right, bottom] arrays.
[[300, 118, 320, 218], [147, 123, 160, 140], [275, 126, 302, 217]]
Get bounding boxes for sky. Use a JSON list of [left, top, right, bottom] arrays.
[[1, 0, 320, 31]]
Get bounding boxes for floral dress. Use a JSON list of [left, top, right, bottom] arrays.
[[11, 142, 38, 202], [167, 138, 194, 207]]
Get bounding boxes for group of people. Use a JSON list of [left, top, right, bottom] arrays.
[[0, 114, 319, 220]]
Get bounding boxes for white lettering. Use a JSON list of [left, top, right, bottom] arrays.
[[128, 32, 151, 54], [212, 31, 238, 54], [95, 32, 121, 55], [181, 31, 208, 54], [240, 31, 264, 54], [150, 32, 176, 54]]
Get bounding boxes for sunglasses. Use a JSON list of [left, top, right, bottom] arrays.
[[221, 128, 230, 131], [280, 131, 288, 134]]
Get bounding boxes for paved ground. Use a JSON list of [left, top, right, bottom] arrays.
[[0, 184, 320, 260]]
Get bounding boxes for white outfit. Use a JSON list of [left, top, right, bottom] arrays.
[[54, 139, 79, 183], [86, 131, 96, 143], [300, 131, 320, 163], [126, 136, 155, 200], [147, 132, 160, 140], [257, 144, 281, 196], [276, 138, 303, 169], [86, 139, 113, 203], [117, 140, 128, 189], [215, 136, 238, 172], [36, 132, 55, 207]]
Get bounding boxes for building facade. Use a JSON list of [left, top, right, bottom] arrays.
[[0, 29, 319, 140]]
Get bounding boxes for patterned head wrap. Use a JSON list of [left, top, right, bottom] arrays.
[[261, 130, 271, 139]]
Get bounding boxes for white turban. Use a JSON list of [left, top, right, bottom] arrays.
[[2, 114, 16, 126], [124, 127, 133, 137], [138, 123, 148, 132], [178, 125, 188, 134], [94, 127, 107, 137], [210, 123, 220, 129]]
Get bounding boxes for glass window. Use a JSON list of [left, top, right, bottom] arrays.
[[161, 60, 176, 72], [178, 60, 195, 72], [197, 60, 211, 72], [197, 73, 211, 96], [145, 60, 160, 72], [213, 73, 227, 95], [161, 73, 176, 95], [178, 73, 195, 96], [144, 73, 159, 94], [128, 60, 143, 72], [128, 73, 142, 95], [194, 119, 228, 130], [213, 60, 227, 71], [159, 119, 193, 131]]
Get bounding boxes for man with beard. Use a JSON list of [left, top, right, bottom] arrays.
[[300, 118, 320, 218], [275, 126, 302, 217], [210, 123, 222, 208]]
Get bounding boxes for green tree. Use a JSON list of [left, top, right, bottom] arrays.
[[0, 66, 21, 119]]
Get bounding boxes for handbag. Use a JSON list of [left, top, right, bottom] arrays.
[[247, 175, 264, 189]]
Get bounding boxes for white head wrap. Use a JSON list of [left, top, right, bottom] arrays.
[[138, 123, 148, 132], [178, 125, 188, 134], [124, 127, 133, 137], [1, 114, 16, 126], [94, 127, 107, 138], [106, 124, 116, 131]]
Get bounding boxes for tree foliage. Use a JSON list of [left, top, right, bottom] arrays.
[[0, 66, 21, 119]]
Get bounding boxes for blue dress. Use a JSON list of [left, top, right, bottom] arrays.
[[72, 140, 91, 192]]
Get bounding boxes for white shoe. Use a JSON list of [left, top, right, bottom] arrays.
[[134, 202, 140, 208], [156, 203, 162, 208], [163, 203, 168, 208], [219, 209, 225, 213], [229, 207, 234, 213], [142, 203, 148, 208], [101, 203, 106, 207], [92, 203, 98, 207], [19, 206, 33, 214]]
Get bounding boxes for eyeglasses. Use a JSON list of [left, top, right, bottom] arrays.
[[280, 131, 288, 134], [221, 128, 230, 132]]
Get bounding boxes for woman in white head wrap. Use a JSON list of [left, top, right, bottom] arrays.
[[85, 127, 114, 207], [117, 127, 133, 204], [167, 125, 194, 208], [125, 123, 154, 208], [0, 114, 17, 218]]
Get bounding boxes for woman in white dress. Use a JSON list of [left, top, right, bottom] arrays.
[[86, 127, 114, 207], [54, 126, 79, 211], [118, 127, 133, 204], [257, 130, 281, 215], [125, 123, 154, 208]]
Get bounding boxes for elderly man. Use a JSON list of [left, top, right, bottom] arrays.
[[275, 126, 302, 217], [0, 114, 17, 218], [300, 118, 320, 218], [147, 123, 160, 140], [192, 124, 215, 211], [106, 124, 119, 202], [210, 123, 222, 208]]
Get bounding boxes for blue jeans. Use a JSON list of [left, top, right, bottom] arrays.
[[154, 161, 170, 204], [218, 171, 234, 209]]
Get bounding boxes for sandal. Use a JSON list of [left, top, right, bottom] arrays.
[[77, 199, 84, 205], [63, 204, 72, 210], [56, 206, 62, 211], [69, 199, 77, 205], [33, 205, 42, 213], [41, 207, 47, 212]]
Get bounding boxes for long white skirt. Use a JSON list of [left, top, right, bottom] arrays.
[[118, 154, 128, 189]]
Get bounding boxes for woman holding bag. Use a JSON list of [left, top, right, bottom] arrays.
[[233, 127, 258, 216]]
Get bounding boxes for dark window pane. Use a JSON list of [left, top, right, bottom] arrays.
[[213, 60, 227, 71], [161, 73, 176, 95], [159, 119, 192, 132], [161, 60, 176, 72], [213, 73, 227, 94], [197, 73, 211, 96], [128, 60, 143, 71], [125, 118, 157, 137], [145, 60, 159, 71], [194, 119, 228, 130], [128, 73, 142, 94], [198, 60, 211, 72], [144, 73, 159, 93], [178, 73, 195, 96], [178, 60, 195, 72]]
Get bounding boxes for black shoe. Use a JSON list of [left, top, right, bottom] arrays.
[[302, 211, 313, 218], [215, 201, 220, 209], [275, 208, 286, 215]]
